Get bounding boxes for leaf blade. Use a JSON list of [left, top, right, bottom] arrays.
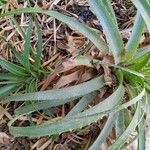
[[125, 12, 145, 60], [0, 58, 27, 76], [0, 7, 108, 54], [131, 0, 150, 32], [23, 17, 33, 71], [6, 75, 105, 101], [89, 0, 124, 64]]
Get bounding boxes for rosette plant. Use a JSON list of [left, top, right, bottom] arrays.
[[0, 0, 150, 149]]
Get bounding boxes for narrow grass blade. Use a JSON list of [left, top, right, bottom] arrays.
[[0, 7, 108, 53], [0, 58, 27, 76], [0, 73, 23, 81], [128, 53, 150, 71], [11, 17, 26, 39], [23, 17, 33, 71], [11, 46, 24, 65], [134, 46, 150, 59], [131, 0, 150, 32], [25, 79, 38, 124], [6, 75, 105, 101], [0, 37, 24, 65], [12, 17, 36, 67], [89, 0, 124, 64], [0, 84, 18, 99], [33, 17, 43, 69], [117, 66, 144, 78]]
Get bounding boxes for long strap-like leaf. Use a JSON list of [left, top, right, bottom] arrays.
[[15, 93, 96, 116], [0, 7, 108, 54], [125, 12, 145, 61], [131, 0, 150, 32], [8, 84, 124, 137], [134, 46, 150, 59], [89, 0, 124, 64], [108, 101, 145, 150], [0, 59, 27, 76], [23, 17, 33, 71], [66, 92, 97, 117], [6, 75, 104, 101], [89, 113, 118, 150], [8, 86, 145, 137], [0, 84, 19, 99]]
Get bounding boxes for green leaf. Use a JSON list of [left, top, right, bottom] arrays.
[[77, 84, 124, 117], [11, 17, 36, 67], [0, 73, 24, 81], [8, 83, 124, 137], [11, 17, 26, 39], [125, 73, 144, 88], [11, 46, 24, 65], [28, 79, 37, 93], [0, 82, 18, 85], [134, 46, 150, 59], [0, 7, 108, 54], [117, 89, 145, 111], [15, 97, 77, 115], [102, 0, 118, 25], [33, 17, 43, 69], [0, 58, 27, 76], [0, 0, 5, 9], [67, 92, 97, 117], [128, 53, 150, 71], [89, 113, 118, 150], [125, 12, 145, 60], [0, 84, 18, 99], [6, 75, 105, 101], [9, 84, 144, 137], [23, 17, 33, 71], [115, 110, 125, 137], [0, 37, 24, 65], [138, 115, 146, 150], [76, 55, 93, 67], [8, 112, 105, 137], [108, 102, 144, 149], [98, 62, 145, 78], [131, 0, 150, 32], [16, 90, 96, 117], [89, 0, 124, 64], [117, 66, 145, 78], [25, 78, 38, 124]]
